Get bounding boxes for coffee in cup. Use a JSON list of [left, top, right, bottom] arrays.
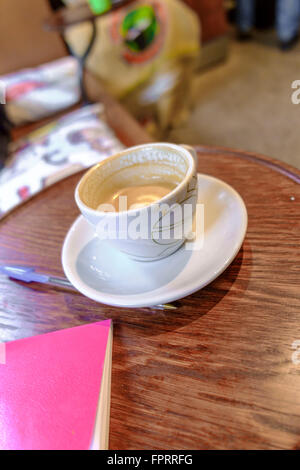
[[75, 143, 198, 261]]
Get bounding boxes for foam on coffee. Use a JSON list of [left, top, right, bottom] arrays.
[[97, 182, 176, 212], [78, 146, 189, 212]]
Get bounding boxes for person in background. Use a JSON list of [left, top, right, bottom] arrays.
[[236, 0, 300, 50]]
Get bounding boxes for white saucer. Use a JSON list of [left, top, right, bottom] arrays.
[[62, 174, 247, 308]]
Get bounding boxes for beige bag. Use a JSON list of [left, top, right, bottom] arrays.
[[64, 0, 201, 135]]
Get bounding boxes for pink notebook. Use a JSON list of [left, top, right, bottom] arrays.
[[0, 320, 112, 450]]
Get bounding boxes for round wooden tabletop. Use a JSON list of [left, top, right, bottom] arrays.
[[0, 145, 299, 450]]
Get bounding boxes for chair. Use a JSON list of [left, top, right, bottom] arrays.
[[0, 0, 151, 147]]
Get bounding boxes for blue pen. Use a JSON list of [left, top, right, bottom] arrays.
[[0, 264, 176, 310], [0, 265, 72, 289]]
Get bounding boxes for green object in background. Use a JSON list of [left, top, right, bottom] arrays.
[[88, 0, 112, 15], [121, 5, 158, 52]]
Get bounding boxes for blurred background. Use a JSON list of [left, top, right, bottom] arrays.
[[0, 0, 300, 173]]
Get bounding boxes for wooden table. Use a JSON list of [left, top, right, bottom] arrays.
[[0, 140, 299, 449]]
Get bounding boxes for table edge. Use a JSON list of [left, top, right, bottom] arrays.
[[1, 144, 299, 224], [195, 144, 300, 184]]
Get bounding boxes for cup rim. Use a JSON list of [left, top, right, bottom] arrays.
[[75, 142, 196, 217]]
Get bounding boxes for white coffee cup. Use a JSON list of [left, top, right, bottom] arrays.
[[75, 143, 198, 261]]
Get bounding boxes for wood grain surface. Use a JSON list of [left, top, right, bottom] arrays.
[[0, 144, 299, 450]]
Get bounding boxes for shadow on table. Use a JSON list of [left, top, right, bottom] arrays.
[[11, 239, 252, 340], [111, 239, 252, 338]]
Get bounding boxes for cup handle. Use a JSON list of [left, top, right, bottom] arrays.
[[180, 144, 198, 169]]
